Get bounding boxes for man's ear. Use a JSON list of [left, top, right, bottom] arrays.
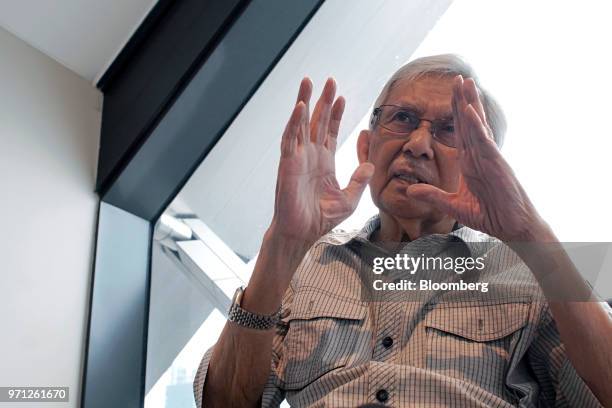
[[356, 129, 371, 165]]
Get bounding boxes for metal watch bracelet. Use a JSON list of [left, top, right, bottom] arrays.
[[227, 286, 281, 330]]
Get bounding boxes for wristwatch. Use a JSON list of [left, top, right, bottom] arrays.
[[228, 286, 281, 330]]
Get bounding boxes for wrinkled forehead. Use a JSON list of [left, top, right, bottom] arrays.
[[385, 75, 455, 118]]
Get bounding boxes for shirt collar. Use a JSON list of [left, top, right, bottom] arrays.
[[342, 214, 494, 258]]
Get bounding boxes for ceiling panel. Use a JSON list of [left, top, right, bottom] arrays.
[[0, 0, 158, 81]]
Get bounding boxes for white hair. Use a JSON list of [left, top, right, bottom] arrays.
[[371, 54, 506, 147]]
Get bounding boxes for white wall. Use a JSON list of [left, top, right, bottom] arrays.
[[0, 26, 101, 408]]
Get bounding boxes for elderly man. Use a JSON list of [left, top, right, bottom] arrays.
[[193, 55, 612, 407]]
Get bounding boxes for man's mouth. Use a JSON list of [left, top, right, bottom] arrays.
[[393, 172, 427, 185]]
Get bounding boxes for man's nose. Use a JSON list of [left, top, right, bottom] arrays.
[[401, 123, 435, 160]]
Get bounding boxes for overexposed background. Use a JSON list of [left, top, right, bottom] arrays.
[[337, 0, 612, 244]]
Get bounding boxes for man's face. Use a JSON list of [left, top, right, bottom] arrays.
[[359, 75, 461, 222]]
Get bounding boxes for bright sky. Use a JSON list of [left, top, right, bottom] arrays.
[[337, 0, 612, 244]]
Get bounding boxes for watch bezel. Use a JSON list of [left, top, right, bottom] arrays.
[[232, 285, 245, 306]]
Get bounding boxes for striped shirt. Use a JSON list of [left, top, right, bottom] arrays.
[[193, 215, 607, 407]]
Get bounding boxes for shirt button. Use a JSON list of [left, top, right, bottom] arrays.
[[382, 336, 393, 349], [376, 389, 389, 402]]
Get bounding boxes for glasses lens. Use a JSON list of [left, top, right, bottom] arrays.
[[380, 106, 419, 133], [433, 122, 457, 147], [376, 106, 458, 148]]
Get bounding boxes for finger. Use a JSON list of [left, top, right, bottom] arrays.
[[466, 102, 495, 144], [454, 75, 468, 109], [465, 104, 498, 157], [311, 78, 336, 144], [463, 78, 486, 123], [296, 78, 312, 145], [273, 168, 280, 214], [309, 79, 328, 142], [459, 104, 496, 182], [297, 101, 308, 145], [326, 96, 345, 153], [342, 162, 375, 209], [455, 75, 470, 142], [281, 101, 306, 157], [460, 103, 483, 175], [452, 79, 462, 135], [296, 77, 313, 105], [452, 77, 469, 155], [461, 105, 485, 178], [316, 78, 336, 145], [410, 184, 458, 217], [298, 107, 310, 145]]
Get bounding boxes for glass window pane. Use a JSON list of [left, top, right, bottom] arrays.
[[144, 1, 612, 407]]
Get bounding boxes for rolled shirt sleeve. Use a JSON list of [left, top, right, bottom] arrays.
[[527, 302, 611, 407], [193, 347, 214, 408], [192, 346, 286, 408]]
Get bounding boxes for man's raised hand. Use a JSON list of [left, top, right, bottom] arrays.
[[410, 75, 545, 242], [272, 77, 374, 245]]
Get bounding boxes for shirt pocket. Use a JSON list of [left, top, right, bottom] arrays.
[[423, 301, 530, 394], [280, 289, 367, 390]]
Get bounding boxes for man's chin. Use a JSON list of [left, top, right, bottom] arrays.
[[377, 192, 433, 219]]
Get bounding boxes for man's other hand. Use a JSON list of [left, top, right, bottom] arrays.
[[410, 75, 547, 242], [272, 77, 375, 246]]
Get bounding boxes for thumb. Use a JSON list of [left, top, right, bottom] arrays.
[[409, 183, 457, 216], [343, 162, 375, 208]]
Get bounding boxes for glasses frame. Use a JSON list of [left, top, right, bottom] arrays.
[[371, 104, 458, 148]]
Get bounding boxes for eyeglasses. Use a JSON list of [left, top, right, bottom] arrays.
[[371, 104, 457, 148]]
